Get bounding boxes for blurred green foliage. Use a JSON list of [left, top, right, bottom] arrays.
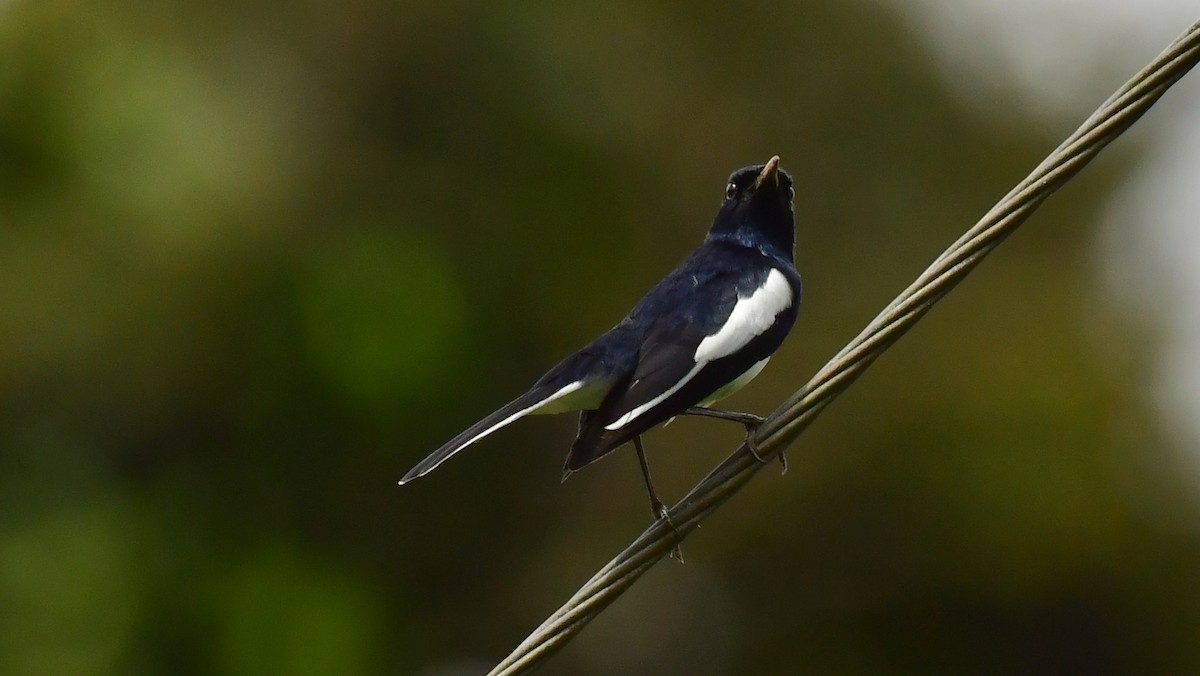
[[2, 1, 1198, 674]]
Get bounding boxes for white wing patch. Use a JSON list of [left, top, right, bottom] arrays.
[[694, 268, 792, 362], [604, 268, 792, 432], [604, 363, 704, 430]]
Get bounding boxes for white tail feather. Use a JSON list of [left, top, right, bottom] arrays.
[[398, 381, 584, 484]]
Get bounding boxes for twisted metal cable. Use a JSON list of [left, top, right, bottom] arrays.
[[490, 18, 1200, 675]]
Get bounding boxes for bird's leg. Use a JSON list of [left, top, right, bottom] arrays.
[[682, 407, 787, 474], [634, 436, 684, 562]]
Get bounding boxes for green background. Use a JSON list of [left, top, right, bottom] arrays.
[[2, 2, 1198, 674]]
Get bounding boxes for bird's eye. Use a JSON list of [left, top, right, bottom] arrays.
[[725, 182, 738, 200]]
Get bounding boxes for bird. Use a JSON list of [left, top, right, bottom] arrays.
[[400, 155, 801, 540]]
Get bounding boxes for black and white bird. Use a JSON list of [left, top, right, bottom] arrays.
[[400, 156, 801, 526]]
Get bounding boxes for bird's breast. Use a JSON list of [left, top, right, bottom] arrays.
[[697, 357, 771, 407]]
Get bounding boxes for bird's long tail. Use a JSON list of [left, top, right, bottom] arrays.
[[398, 381, 586, 485]]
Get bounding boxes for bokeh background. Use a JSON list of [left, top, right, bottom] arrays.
[[3, 1, 1200, 674]]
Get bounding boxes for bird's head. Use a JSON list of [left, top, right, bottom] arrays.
[[706, 155, 795, 259]]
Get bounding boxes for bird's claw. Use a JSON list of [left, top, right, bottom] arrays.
[[650, 499, 685, 563], [740, 417, 786, 475]]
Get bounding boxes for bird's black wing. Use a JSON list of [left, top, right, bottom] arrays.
[[565, 250, 796, 471]]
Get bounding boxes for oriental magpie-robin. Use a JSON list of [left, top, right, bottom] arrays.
[[400, 156, 801, 534]]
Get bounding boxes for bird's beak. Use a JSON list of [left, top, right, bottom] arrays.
[[753, 155, 781, 190]]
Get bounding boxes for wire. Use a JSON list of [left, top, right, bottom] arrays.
[[488, 18, 1200, 676]]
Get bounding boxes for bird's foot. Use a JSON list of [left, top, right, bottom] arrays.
[[738, 416, 788, 475], [741, 427, 787, 475], [740, 417, 767, 462], [649, 495, 685, 563], [634, 435, 684, 562], [683, 407, 786, 474]]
